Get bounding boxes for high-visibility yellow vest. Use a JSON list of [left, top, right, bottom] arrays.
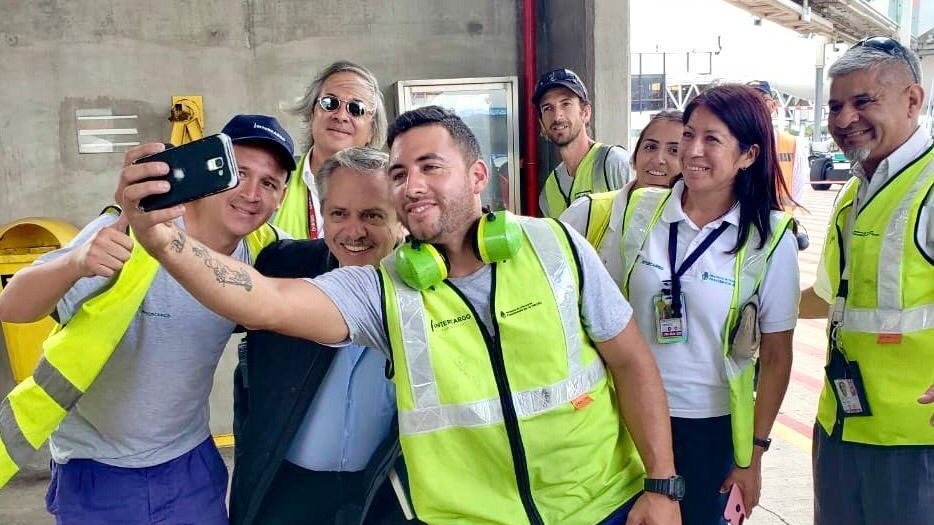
[[380, 216, 644, 524], [272, 151, 312, 240], [582, 187, 670, 293], [816, 148, 934, 445], [614, 189, 792, 467], [0, 222, 280, 487], [541, 142, 618, 217], [776, 131, 796, 191]]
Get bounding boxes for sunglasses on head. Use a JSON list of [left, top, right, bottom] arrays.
[[317, 96, 369, 118], [853, 36, 920, 83], [539, 69, 579, 87]]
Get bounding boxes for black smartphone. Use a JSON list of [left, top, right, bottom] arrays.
[[135, 133, 239, 211]]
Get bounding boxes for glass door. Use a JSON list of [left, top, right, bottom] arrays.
[[397, 77, 520, 212]]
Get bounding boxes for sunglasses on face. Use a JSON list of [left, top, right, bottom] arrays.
[[317, 96, 369, 118], [853, 36, 920, 83]]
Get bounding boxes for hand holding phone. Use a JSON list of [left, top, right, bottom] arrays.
[[723, 483, 747, 524], [133, 134, 239, 211]]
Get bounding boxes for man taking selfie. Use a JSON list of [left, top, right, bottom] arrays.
[[0, 114, 294, 524]]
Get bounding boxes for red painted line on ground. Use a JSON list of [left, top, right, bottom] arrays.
[[790, 369, 823, 392], [793, 338, 826, 359], [776, 413, 814, 441]]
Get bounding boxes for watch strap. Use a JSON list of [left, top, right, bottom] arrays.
[[753, 436, 772, 450], [643, 475, 685, 501]]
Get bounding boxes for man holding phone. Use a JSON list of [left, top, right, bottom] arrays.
[[119, 106, 681, 524], [0, 114, 294, 524]]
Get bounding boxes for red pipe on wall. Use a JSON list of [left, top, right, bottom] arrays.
[[521, 0, 539, 217]]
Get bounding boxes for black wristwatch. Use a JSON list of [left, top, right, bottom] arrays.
[[644, 475, 685, 501], [753, 436, 772, 451]]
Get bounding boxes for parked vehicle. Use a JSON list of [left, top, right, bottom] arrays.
[[809, 140, 851, 191]]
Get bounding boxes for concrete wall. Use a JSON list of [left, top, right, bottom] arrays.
[[535, 0, 631, 184], [0, 0, 520, 227], [0, 0, 521, 438]]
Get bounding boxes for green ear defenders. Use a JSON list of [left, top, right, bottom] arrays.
[[395, 208, 523, 290]]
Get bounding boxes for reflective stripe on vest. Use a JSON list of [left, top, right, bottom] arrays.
[[0, 223, 278, 487], [380, 216, 644, 524], [580, 186, 670, 294], [619, 188, 671, 294], [843, 156, 934, 333], [272, 151, 311, 240], [542, 143, 615, 217], [386, 218, 602, 436], [817, 147, 934, 445], [621, 194, 791, 466], [583, 190, 617, 249], [776, 132, 796, 187]]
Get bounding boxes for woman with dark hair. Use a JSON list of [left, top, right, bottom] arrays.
[[560, 110, 683, 270], [571, 85, 798, 524]]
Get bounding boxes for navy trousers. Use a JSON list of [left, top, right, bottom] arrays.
[[671, 415, 734, 525], [813, 424, 934, 525], [45, 437, 229, 525]]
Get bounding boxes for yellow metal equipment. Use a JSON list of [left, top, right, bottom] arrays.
[[0, 218, 78, 382], [168, 95, 204, 146]]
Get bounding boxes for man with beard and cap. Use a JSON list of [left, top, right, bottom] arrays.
[[798, 37, 934, 525], [534, 68, 632, 217], [120, 106, 683, 524]]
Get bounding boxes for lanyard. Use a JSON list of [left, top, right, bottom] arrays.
[[667, 220, 730, 317], [307, 189, 319, 239]]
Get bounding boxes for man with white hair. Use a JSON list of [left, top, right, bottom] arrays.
[[799, 37, 933, 525]]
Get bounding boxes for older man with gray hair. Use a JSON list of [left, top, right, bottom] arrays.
[[799, 37, 933, 525], [231, 147, 406, 525], [274, 61, 388, 240]]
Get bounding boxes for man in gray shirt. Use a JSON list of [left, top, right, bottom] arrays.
[[0, 115, 294, 524], [534, 68, 632, 217], [121, 106, 682, 524]]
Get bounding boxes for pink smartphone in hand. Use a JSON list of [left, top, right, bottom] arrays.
[[723, 483, 747, 524]]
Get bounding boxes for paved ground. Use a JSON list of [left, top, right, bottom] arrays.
[[0, 185, 842, 524], [747, 184, 839, 525]]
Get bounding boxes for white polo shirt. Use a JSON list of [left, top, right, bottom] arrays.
[[625, 181, 799, 418]]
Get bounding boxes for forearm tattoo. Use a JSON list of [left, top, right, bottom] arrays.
[[170, 228, 187, 253], [191, 243, 253, 291]]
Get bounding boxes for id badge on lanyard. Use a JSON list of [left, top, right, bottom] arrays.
[[824, 206, 871, 418], [656, 221, 730, 345], [654, 284, 687, 344], [825, 339, 872, 417], [825, 300, 872, 417]]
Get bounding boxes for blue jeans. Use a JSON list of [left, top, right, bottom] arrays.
[[45, 437, 229, 525]]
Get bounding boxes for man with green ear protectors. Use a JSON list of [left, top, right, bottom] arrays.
[[121, 106, 682, 525], [395, 206, 522, 290]]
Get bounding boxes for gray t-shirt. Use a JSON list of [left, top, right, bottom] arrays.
[[38, 214, 249, 468], [539, 144, 633, 217], [310, 222, 633, 354]]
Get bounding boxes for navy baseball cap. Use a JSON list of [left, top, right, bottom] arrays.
[[532, 68, 590, 107], [221, 114, 297, 173], [747, 80, 774, 97]]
